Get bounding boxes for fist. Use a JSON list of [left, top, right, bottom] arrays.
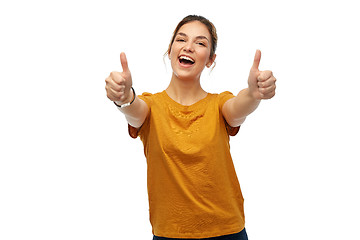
[[248, 50, 276, 100], [105, 52, 133, 103]]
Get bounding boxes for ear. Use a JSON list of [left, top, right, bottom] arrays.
[[167, 50, 171, 60], [206, 54, 216, 68]]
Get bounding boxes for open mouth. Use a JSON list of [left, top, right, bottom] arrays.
[[178, 55, 195, 65]]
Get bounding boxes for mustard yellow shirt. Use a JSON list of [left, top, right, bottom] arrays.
[[128, 91, 244, 239]]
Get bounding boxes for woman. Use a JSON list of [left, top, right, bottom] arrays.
[[105, 15, 276, 240]]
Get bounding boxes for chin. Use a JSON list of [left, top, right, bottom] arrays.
[[172, 67, 204, 82]]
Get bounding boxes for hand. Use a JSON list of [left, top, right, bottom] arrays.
[[248, 50, 276, 100], [105, 52, 133, 103]]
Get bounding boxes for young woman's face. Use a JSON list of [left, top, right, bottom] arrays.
[[169, 21, 215, 81]]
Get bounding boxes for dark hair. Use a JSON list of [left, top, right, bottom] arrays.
[[166, 15, 218, 59]]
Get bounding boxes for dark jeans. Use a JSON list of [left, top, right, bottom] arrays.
[[153, 228, 248, 240]]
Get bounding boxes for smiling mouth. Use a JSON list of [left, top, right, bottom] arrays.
[[179, 55, 195, 65]]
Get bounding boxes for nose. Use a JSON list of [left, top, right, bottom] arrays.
[[183, 42, 194, 53]]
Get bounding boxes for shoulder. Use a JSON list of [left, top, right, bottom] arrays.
[[138, 91, 165, 99], [208, 91, 236, 108], [206, 92, 240, 136], [138, 91, 164, 107], [218, 91, 236, 99]]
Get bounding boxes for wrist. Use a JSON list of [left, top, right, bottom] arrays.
[[114, 87, 136, 108], [245, 88, 261, 102]]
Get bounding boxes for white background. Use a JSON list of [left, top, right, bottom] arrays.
[[1, 0, 359, 239]]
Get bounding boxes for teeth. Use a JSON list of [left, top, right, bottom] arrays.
[[179, 56, 194, 62]]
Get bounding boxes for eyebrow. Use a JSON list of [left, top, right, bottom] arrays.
[[177, 32, 209, 42]]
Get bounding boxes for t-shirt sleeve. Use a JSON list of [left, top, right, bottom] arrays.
[[128, 92, 152, 139], [218, 91, 240, 137]]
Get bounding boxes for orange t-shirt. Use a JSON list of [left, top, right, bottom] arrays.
[[128, 91, 244, 239]]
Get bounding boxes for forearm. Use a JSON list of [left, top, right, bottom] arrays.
[[115, 93, 149, 128], [234, 88, 261, 117], [223, 88, 261, 126]]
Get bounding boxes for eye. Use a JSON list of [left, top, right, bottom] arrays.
[[176, 38, 185, 42], [197, 42, 206, 46]]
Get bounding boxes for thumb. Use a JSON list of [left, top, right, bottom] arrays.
[[120, 52, 130, 73], [251, 49, 261, 70]]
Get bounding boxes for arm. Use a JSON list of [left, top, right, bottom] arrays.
[[115, 93, 149, 128], [105, 52, 149, 128], [222, 50, 276, 127], [222, 88, 261, 127]]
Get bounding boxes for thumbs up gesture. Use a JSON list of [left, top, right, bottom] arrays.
[[105, 52, 133, 104], [248, 50, 276, 100]]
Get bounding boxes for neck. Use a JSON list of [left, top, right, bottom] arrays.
[[166, 73, 207, 106]]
